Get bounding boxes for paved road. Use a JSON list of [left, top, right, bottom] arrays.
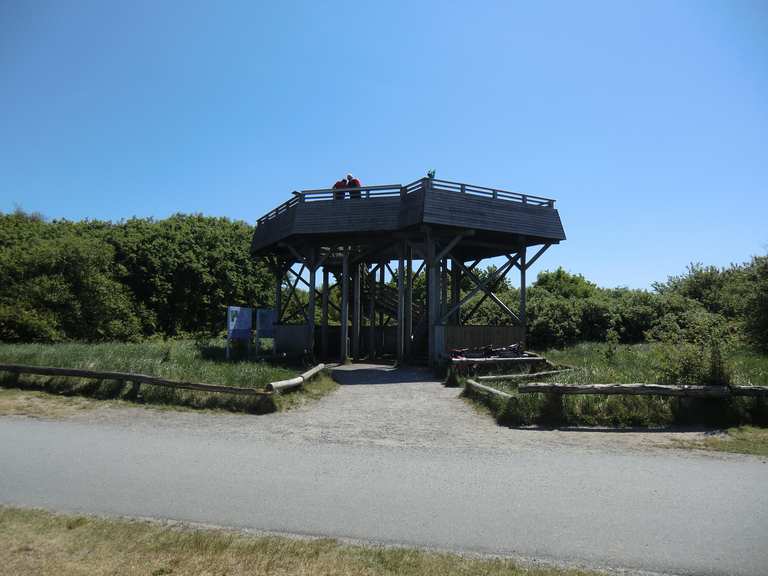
[[1, 366, 767, 576]]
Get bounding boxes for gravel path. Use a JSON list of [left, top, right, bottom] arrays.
[[57, 363, 723, 454]]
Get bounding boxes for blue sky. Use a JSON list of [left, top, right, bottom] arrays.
[[1, 0, 766, 289]]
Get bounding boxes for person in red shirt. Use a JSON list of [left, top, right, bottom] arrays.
[[332, 178, 347, 200], [346, 174, 362, 199]]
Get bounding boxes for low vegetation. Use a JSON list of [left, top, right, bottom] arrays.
[[0, 506, 599, 576], [465, 342, 768, 429], [0, 340, 334, 414], [673, 426, 768, 457], [0, 388, 103, 418]]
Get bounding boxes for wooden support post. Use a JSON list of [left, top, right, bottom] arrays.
[[441, 257, 448, 318], [378, 263, 385, 352], [340, 248, 349, 362], [273, 262, 283, 356], [397, 242, 406, 363], [307, 251, 317, 356], [368, 266, 375, 360], [426, 233, 439, 366], [451, 258, 461, 325], [321, 267, 329, 359], [519, 245, 527, 346], [352, 261, 361, 359], [405, 245, 413, 358]]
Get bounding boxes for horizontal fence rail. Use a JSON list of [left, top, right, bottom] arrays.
[[0, 363, 270, 396], [267, 363, 325, 393], [465, 378, 514, 400], [0, 362, 328, 397], [467, 379, 768, 399], [256, 177, 557, 225], [519, 382, 732, 398]]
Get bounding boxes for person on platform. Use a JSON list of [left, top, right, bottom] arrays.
[[332, 177, 347, 200], [346, 173, 362, 199]]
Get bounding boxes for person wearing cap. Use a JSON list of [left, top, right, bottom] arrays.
[[332, 177, 347, 200], [346, 174, 362, 199]]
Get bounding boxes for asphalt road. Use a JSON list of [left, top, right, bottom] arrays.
[[1, 416, 767, 576]]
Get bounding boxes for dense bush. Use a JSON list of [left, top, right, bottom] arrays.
[[465, 259, 767, 352], [744, 256, 768, 351], [0, 211, 272, 342]]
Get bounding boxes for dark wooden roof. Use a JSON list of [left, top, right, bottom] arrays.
[[251, 178, 565, 260]]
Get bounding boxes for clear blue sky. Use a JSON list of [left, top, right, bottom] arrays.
[[1, 0, 766, 289]]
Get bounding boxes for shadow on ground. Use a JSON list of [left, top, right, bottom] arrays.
[[331, 364, 438, 385]]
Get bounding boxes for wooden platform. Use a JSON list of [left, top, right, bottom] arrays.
[[252, 178, 566, 259], [251, 177, 566, 366]]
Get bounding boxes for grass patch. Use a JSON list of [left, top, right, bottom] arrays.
[[0, 388, 104, 418], [0, 506, 598, 576], [0, 341, 333, 414], [467, 343, 768, 428], [674, 426, 768, 456], [273, 374, 338, 411]]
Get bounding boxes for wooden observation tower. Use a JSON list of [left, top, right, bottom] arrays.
[[251, 177, 565, 366]]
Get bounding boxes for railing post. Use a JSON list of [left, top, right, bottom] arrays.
[[400, 186, 407, 199], [492, 189, 498, 199], [522, 194, 528, 205], [460, 183, 466, 194]]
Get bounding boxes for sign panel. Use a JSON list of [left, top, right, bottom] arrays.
[[256, 308, 276, 338], [227, 306, 252, 340]]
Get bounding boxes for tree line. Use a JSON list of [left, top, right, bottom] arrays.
[[1, 210, 766, 352], [0, 211, 271, 342]]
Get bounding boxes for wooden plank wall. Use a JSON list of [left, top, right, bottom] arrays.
[[423, 190, 566, 240], [293, 197, 402, 235], [274, 324, 313, 356]]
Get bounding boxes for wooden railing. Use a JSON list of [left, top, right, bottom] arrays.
[[427, 178, 555, 207], [256, 178, 556, 225]]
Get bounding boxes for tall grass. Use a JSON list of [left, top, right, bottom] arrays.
[[468, 343, 768, 428], [0, 340, 304, 413], [538, 342, 768, 386]]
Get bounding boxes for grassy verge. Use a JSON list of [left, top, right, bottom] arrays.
[[0, 388, 104, 418], [673, 426, 768, 456], [0, 341, 335, 414], [0, 506, 598, 576], [465, 343, 768, 428]]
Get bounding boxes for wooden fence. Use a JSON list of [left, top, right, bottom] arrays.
[[0, 363, 326, 397], [466, 378, 768, 400]]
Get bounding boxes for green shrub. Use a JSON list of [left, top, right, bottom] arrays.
[[744, 256, 768, 351]]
